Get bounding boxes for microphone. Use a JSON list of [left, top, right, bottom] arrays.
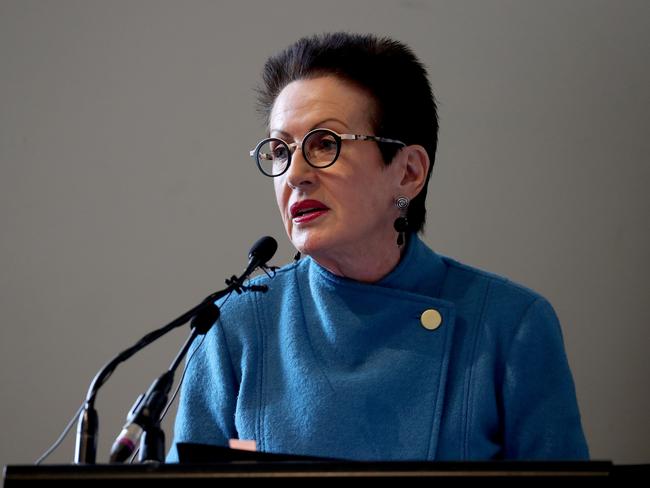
[[109, 371, 172, 463], [105, 236, 277, 464], [223, 236, 278, 295], [242, 236, 278, 278], [109, 394, 145, 463]]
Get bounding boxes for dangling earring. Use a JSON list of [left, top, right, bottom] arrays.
[[394, 196, 409, 247]]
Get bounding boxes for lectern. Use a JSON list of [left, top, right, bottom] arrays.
[[5, 445, 646, 486]]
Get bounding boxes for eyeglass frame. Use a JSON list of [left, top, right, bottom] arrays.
[[249, 127, 406, 177]]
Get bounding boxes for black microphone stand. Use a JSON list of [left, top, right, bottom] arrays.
[[133, 302, 221, 463], [74, 267, 272, 464]]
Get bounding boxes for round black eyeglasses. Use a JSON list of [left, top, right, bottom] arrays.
[[249, 128, 406, 177]]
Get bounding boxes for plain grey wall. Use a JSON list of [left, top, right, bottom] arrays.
[[1, 0, 648, 467]]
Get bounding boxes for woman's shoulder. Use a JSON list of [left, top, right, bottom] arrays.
[[438, 253, 552, 311], [435, 254, 566, 351]]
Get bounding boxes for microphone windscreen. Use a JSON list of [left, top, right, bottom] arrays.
[[248, 236, 278, 265]]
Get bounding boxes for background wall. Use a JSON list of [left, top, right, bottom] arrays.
[[1, 0, 648, 467]]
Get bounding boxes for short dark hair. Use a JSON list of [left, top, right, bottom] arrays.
[[257, 32, 438, 234]]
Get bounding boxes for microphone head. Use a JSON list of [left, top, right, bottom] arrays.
[[248, 236, 278, 267]]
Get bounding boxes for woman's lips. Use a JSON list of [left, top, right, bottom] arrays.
[[290, 199, 330, 224]]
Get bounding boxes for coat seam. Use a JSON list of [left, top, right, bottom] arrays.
[[463, 277, 493, 459], [295, 264, 336, 393], [249, 286, 266, 451], [211, 304, 239, 441], [426, 305, 454, 460]]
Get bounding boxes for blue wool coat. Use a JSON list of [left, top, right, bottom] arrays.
[[167, 235, 588, 461]]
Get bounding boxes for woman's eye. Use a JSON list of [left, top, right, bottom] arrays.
[[272, 146, 288, 160], [318, 138, 337, 151]]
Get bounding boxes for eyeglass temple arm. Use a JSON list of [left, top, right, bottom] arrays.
[[339, 134, 406, 146]]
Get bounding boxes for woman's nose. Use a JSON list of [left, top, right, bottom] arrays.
[[285, 146, 316, 189]]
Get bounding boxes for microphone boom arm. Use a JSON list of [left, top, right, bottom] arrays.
[[74, 236, 277, 464], [74, 291, 227, 464], [110, 311, 213, 464]]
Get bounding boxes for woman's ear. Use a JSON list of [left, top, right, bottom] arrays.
[[397, 144, 430, 199]]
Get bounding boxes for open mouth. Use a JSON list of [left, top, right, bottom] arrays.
[[293, 207, 327, 218], [290, 200, 330, 223]]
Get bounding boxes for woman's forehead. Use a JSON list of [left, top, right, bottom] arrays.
[[269, 76, 376, 134]]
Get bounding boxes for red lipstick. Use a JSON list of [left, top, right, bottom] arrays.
[[290, 199, 330, 224]]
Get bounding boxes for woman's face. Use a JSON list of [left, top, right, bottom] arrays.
[[270, 76, 404, 263]]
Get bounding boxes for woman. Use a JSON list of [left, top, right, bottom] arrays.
[[167, 32, 588, 461]]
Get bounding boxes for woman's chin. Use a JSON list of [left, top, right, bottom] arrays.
[[290, 230, 332, 257]]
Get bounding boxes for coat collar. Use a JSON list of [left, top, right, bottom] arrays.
[[307, 234, 447, 300], [376, 233, 447, 299]]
